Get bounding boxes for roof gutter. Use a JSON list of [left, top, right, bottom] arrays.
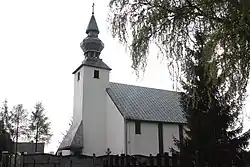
[[126, 118, 187, 125]]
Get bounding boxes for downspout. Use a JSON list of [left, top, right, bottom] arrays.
[[124, 118, 128, 155]]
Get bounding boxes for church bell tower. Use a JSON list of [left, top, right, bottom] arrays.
[[57, 4, 111, 156], [72, 4, 111, 156]]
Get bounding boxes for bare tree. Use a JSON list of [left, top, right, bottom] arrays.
[[10, 104, 28, 167]]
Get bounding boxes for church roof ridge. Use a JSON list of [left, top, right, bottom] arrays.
[[109, 82, 182, 94]]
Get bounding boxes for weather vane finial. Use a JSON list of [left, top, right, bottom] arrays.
[[92, 2, 95, 15]]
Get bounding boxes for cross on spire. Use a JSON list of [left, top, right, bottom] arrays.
[[92, 3, 95, 15]]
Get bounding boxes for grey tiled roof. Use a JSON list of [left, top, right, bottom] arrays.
[[72, 58, 111, 74], [82, 58, 111, 70], [107, 82, 186, 124], [58, 120, 83, 150]]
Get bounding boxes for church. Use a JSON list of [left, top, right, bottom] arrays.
[[57, 8, 186, 156]]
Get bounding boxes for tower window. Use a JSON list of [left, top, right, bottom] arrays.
[[94, 70, 99, 79], [135, 121, 141, 134], [77, 72, 80, 81]]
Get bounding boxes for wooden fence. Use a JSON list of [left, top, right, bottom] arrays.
[[1, 152, 181, 167], [100, 153, 180, 167]]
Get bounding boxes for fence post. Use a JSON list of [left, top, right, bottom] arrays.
[[125, 155, 130, 167], [149, 154, 154, 167], [163, 153, 169, 167], [93, 154, 96, 167], [172, 154, 178, 167], [132, 156, 136, 167], [115, 155, 119, 167], [106, 148, 112, 167], [110, 155, 114, 167], [156, 154, 161, 167], [121, 154, 125, 167], [59, 152, 62, 167], [1, 151, 9, 167], [8, 153, 11, 167], [21, 152, 25, 167]]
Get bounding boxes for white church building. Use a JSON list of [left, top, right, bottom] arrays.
[[57, 9, 186, 156]]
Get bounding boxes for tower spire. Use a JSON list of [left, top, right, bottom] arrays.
[[92, 3, 95, 15], [80, 3, 104, 60], [85, 3, 99, 35]]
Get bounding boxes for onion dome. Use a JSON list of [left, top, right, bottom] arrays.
[[80, 8, 104, 59]]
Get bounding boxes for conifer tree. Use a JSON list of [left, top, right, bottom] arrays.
[[0, 100, 14, 138], [178, 32, 250, 167], [0, 101, 14, 153], [0, 120, 13, 160], [27, 102, 52, 152]]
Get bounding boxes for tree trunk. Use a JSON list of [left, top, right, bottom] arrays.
[[35, 122, 39, 152], [14, 115, 19, 167]]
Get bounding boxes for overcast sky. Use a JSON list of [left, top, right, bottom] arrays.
[[0, 0, 250, 153]]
